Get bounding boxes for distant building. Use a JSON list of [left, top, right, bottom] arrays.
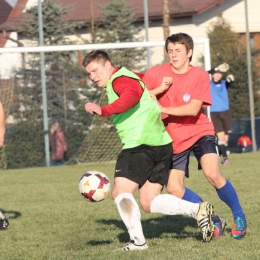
[[0, 0, 259, 77]]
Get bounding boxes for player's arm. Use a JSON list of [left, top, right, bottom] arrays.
[[148, 77, 172, 96], [100, 77, 143, 116], [85, 77, 143, 116], [0, 102, 5, 147], [225, 74, 234, 89], [85, 102, 102, 115], [160, 99, 203, 116]]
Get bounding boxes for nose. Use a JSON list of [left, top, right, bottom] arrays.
[[168, 51, 176, 58], [89, 73, 95, 81]]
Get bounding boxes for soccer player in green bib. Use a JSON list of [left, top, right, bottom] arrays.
[[83, 50, 215, 250]]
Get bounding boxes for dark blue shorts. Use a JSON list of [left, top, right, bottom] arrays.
[[170, 135, 218, 177], [115, 143, 173, 187]]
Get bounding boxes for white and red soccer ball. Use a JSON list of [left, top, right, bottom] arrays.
[[78, 170, 110, 202]]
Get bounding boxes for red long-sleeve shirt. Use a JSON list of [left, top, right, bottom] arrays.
[[101, 69, 144, 116]]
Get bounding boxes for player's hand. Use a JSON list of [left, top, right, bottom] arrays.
[[217, 63, 229, 72], [150, 93, 157, 101], [159, 77, 172, 92], [150, 94, 163, 109], [0, 132, 4, 147], [226, 74, 234, 82], [85, 102, 101, 115]]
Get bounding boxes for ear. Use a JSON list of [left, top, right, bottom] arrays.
[[105, 60, 112, 69], [187, 49, 193, 58]]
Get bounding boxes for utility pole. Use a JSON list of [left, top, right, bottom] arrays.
[[38, 0, 50, 166], [143, 0, 151, 69], [163, 0, 170, 63], [244, 0, 256, 151]]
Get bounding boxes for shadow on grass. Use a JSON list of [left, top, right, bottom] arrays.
[[0, 208, 21, 219], [85, 215, 202, 246]]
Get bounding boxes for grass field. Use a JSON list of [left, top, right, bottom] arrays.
[[0, 152, 259, 260]]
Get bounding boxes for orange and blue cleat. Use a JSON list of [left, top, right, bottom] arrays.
[[213, 215, 227, 238], [231, 217, 247, 239]]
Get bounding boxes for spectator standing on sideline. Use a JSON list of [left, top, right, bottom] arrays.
[[49, 121, 67, 166], [208, 64, 234, 165], [0, 101, 9, 230], [83, 50, 215, 250], [142, 33, 247, 239]]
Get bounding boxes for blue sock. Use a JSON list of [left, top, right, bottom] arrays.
[[182, 187, 220, 223], [216, 180, 245, 219], [182, 187, 203, 203]]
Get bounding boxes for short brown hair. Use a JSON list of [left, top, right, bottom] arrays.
[[165, 33, 194, 61], [82, 50, 113, 67]]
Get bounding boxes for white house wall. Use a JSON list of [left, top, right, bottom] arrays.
[[0, 32, 21, 78], [1, 0, 259, 77]]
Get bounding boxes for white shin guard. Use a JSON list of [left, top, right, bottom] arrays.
[[114, 193, 146, 245], [150, 194, 199, 219]]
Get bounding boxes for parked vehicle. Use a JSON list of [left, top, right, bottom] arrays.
[[227, 117, 260, 153]]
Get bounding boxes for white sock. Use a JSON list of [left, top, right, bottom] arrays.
[[114, 193, 146, 245], [150, 194, 199, 219]]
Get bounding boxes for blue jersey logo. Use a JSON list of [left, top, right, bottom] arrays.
[[183, 93, 190, 103]]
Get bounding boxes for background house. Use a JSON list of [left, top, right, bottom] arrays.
[[0, 0, 259, 70]]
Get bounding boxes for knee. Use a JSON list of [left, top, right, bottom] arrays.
[[112, 189, 120, 200], [139, 198, 151, 213], [204, 171, 226, 188], [218, 140, 226, 145], [166, 184, 183, 198]]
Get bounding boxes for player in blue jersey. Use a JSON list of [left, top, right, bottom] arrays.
[[208, 63, 234, 165]]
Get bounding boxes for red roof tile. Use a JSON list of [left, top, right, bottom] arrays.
[[0, 0, 28, 47], [0, 0, 224, 31]]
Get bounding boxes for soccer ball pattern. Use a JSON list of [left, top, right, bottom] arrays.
[[78, 170, 110, 202]]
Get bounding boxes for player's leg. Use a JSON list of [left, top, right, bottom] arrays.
[[222, 110, 232, 165], [112, 147, 149, 251], [139, 180, 214, 242], [196, 135, 247, 239], [211, 112, 224, 164], [112, 177, 148, 250], [167, 146, 226, 238], [0, 210, 9, 230], [166, 149, 207, 204], [217, 131, 228, 164], [138, 144, 214, 242]]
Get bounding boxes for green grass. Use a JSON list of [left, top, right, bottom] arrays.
[[0, 152, 260, 260]]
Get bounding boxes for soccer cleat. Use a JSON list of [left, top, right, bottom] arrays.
[[223, 159, 230, 165], [218, 157, 222, 165], [213, 216, 227, 238], [0, 211, 9, 230], [231, 217, 247, 239], [196, 202, 214, 242], [117, 240, 148, 251]]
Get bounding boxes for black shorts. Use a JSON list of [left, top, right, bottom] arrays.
[[115, 143, 173, 187], [170, 135, 218, 177], [210, 110, 232, 135]]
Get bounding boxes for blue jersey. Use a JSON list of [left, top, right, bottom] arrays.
[[210, 80, 229, 112]]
